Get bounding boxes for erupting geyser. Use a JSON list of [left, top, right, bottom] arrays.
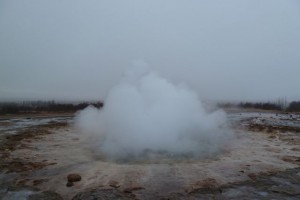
[[75, 65, 232, 160]]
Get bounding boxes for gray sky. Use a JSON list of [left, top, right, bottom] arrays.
[[0, 0, 300, 102]]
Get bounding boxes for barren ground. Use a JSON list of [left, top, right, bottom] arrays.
[[0, 111, 300, 199]]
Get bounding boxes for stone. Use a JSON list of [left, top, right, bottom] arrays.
[[66, 182, 74, 187], [67, 174, 81, 182], [123, 186, 144, 193], [109, 180, 120, 188]]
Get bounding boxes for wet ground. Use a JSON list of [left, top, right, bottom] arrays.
[[0, 111, 300, 199]]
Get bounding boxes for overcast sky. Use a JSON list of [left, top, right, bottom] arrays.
[[0, 0, 300, 102]]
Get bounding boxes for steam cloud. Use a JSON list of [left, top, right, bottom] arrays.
[[75, 64, 231, 161]]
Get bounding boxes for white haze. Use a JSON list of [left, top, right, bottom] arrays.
[[75, 65, 231, 160]]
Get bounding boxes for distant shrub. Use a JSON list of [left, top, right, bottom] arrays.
[[238, 102, 282, 111], [287, 101, 300, 112], [0, 103, 20, 114], [0, 101, 104, 114], [217, 102, 236, 109]]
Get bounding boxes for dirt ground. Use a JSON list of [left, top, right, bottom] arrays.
[[0, 111, 300, 199]]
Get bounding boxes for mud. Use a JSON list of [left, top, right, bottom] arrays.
[[0, 111, 299, 199]]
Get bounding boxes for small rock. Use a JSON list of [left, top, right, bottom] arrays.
[[109, 180, 120, 188], [123, 186, 144, 193], [67, 174, 81, 182], [66, 182, 74, 187], [33, 179, 48, 186]]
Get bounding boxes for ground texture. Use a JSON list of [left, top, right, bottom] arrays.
[[0, 111, 300, 199]]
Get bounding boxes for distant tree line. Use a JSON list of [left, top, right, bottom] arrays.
[[238, 102, 282, 111], [0, 101, 104, 114], [287, 101, 300, 112], [218, 100, 300, 112]]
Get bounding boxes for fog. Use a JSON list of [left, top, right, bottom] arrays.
[[75, 64, 231, 160], [0, 0, 300, 101]]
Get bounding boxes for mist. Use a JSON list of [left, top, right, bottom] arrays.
[[75, 64, 231, 160]]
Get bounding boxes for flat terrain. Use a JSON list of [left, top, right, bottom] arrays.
[[0, 111, 300, 199]]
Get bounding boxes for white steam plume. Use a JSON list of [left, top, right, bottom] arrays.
[[75, 64, 231, 161]]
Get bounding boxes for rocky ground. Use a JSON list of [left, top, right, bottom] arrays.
[[0, 111, 300, 199]]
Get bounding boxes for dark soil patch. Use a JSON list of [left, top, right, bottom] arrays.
[[0, 122, 66, 173], [72, 188, 135, 200], [248, 124, 300, 133]]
